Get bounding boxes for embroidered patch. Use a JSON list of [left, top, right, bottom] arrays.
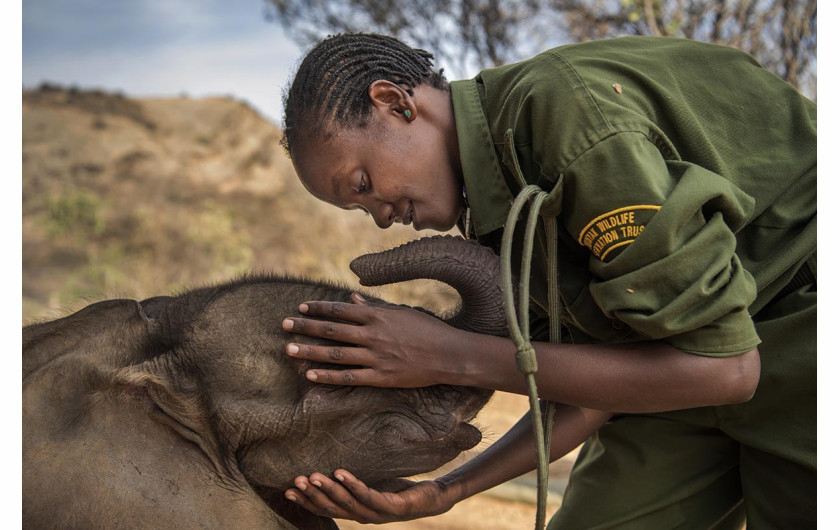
[[578, 205, 661, 261]]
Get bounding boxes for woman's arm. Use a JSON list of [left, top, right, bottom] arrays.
[[285, 403, 611, 523], [282, 295, 760, 413], [475, 334, 760, 413], [437, 404, 611, 499]]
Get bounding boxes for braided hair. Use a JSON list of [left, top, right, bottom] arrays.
[[281, 33, 448, 158]]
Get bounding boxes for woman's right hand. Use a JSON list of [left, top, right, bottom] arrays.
[[283, 294, 472, 389], [284, 469, 457, 523]]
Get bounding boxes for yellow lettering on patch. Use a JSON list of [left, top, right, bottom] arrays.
[[577, 205, 660, 261]]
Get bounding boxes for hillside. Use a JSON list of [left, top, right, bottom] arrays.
[[22, 85, 457, 322]]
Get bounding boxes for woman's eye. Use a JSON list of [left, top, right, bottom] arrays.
[[355, 175, 368, 193]]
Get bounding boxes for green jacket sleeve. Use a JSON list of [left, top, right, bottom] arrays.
[[562, 131, 760, 356]]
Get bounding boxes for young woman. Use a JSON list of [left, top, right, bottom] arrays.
[[278, 33, 816, 528]]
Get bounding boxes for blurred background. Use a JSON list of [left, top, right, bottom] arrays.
[[21, 1, 817, 528]]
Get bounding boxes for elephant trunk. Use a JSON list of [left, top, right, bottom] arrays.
[[349, 236, 508, 336]]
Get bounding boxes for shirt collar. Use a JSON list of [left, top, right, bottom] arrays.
[[450, 79, 513, 237]]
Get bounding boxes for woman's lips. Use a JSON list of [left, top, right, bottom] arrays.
[[407, 201, 417, 228], [395, 202, 415, 226]]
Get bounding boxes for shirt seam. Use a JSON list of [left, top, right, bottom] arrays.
[[544, 49, 615, 138], [559, 129, 668, 176]]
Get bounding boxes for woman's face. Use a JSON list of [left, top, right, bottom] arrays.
[[292, 86, 464, 232]]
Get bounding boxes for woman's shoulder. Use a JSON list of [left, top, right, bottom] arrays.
[[476, 47, 620, 173]]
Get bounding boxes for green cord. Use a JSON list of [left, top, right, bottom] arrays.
[[499, 184, 558, 530]]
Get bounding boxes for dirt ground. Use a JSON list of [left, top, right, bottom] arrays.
[[337, 495, 560, 530], [337, 391, 578, 530]]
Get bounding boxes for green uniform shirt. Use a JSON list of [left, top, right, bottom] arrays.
[[450, 36, 816, 356]]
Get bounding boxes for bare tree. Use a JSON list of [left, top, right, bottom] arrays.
[[264, 0, 816, 98], [263, 0, 541, 76], [553, 0, 817, 98]]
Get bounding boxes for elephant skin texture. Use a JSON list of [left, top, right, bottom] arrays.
[[23, 236, 508, 529]]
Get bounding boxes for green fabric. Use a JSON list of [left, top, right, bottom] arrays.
[[450, 36, 816, 357], [548, 282, 816, 528], [449, 36, 817, 527]]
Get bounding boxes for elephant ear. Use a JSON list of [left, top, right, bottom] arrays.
[[112, 362, 235, 478], [24, 299, 154, 380]]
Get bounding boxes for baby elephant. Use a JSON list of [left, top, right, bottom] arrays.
[[23, 236, 508, 529]]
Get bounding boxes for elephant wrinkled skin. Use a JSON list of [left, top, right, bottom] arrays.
[[22, 236, 508, 529]]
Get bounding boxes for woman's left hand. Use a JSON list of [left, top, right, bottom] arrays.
[[285, 470, 457, 523], [282, 293, 467, 388]]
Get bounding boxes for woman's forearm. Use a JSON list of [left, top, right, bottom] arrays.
[[438, 404, 611, 504], [447, 332, 759, 413], [281, 299, 759, 412]]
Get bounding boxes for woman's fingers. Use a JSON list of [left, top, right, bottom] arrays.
[[300, 299, 373, 323], [285, 471, 448, 524], [282, 297, 385, 343], [282, 296, 449, 388], [284, 484, 326, 517], [304, 367, 387, 386], [331, 470, 387, 508], [349, 292, 369, 305], [285, 342, 367, 366], [286, 474, 383, 523], [282, 315, 363, 343], [308, 472, 381, 518], [284, 342, 384, 385]]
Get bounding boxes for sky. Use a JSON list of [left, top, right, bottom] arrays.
[[22, 0, 304, 126], [16, 1, 306, 515]]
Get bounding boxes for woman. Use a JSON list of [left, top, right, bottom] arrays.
[[279, 33, 816, 528]]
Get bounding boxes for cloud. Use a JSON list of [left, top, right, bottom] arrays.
[[23, 0, 303, 123]]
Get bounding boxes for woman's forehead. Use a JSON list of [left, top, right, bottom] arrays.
[[295, 149, 352, 201]]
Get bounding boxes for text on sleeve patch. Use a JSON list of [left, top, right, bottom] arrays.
[[578, 205, 661, 261]]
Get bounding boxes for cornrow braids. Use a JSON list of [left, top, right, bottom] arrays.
[[280, 33, 448, 158]]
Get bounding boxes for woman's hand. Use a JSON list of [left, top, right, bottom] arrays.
[[284, 470, 456, 523], [282, 293, 468, 388]]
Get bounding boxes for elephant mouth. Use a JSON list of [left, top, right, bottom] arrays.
[[449, 421, 482, 451], [376, 415, 483, 454], [359, 418, 483, 480]]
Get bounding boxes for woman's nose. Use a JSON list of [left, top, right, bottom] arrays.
[[372, 204, 396, 229]]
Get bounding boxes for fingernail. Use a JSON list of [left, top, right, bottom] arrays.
[[298, 482, 307, 491], [299, 303, 309, 313], [286, 493, 298, 502], [282, 318, 294, 330], [335, 473, 345, 482], [306, 371, 317, 381], [287, 344, 299, 355], [354, 293, 366, 302], [312, 480, 322, 488]]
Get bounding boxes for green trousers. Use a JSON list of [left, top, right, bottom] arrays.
[[549, 271, 816, 529]]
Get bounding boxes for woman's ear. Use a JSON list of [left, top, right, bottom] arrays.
[[369, 80, 416, 122]]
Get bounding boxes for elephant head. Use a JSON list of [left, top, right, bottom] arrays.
[[23, 236, 507, 529]]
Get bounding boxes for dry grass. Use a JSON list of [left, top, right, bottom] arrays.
[[22, 86, 457, 323]]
